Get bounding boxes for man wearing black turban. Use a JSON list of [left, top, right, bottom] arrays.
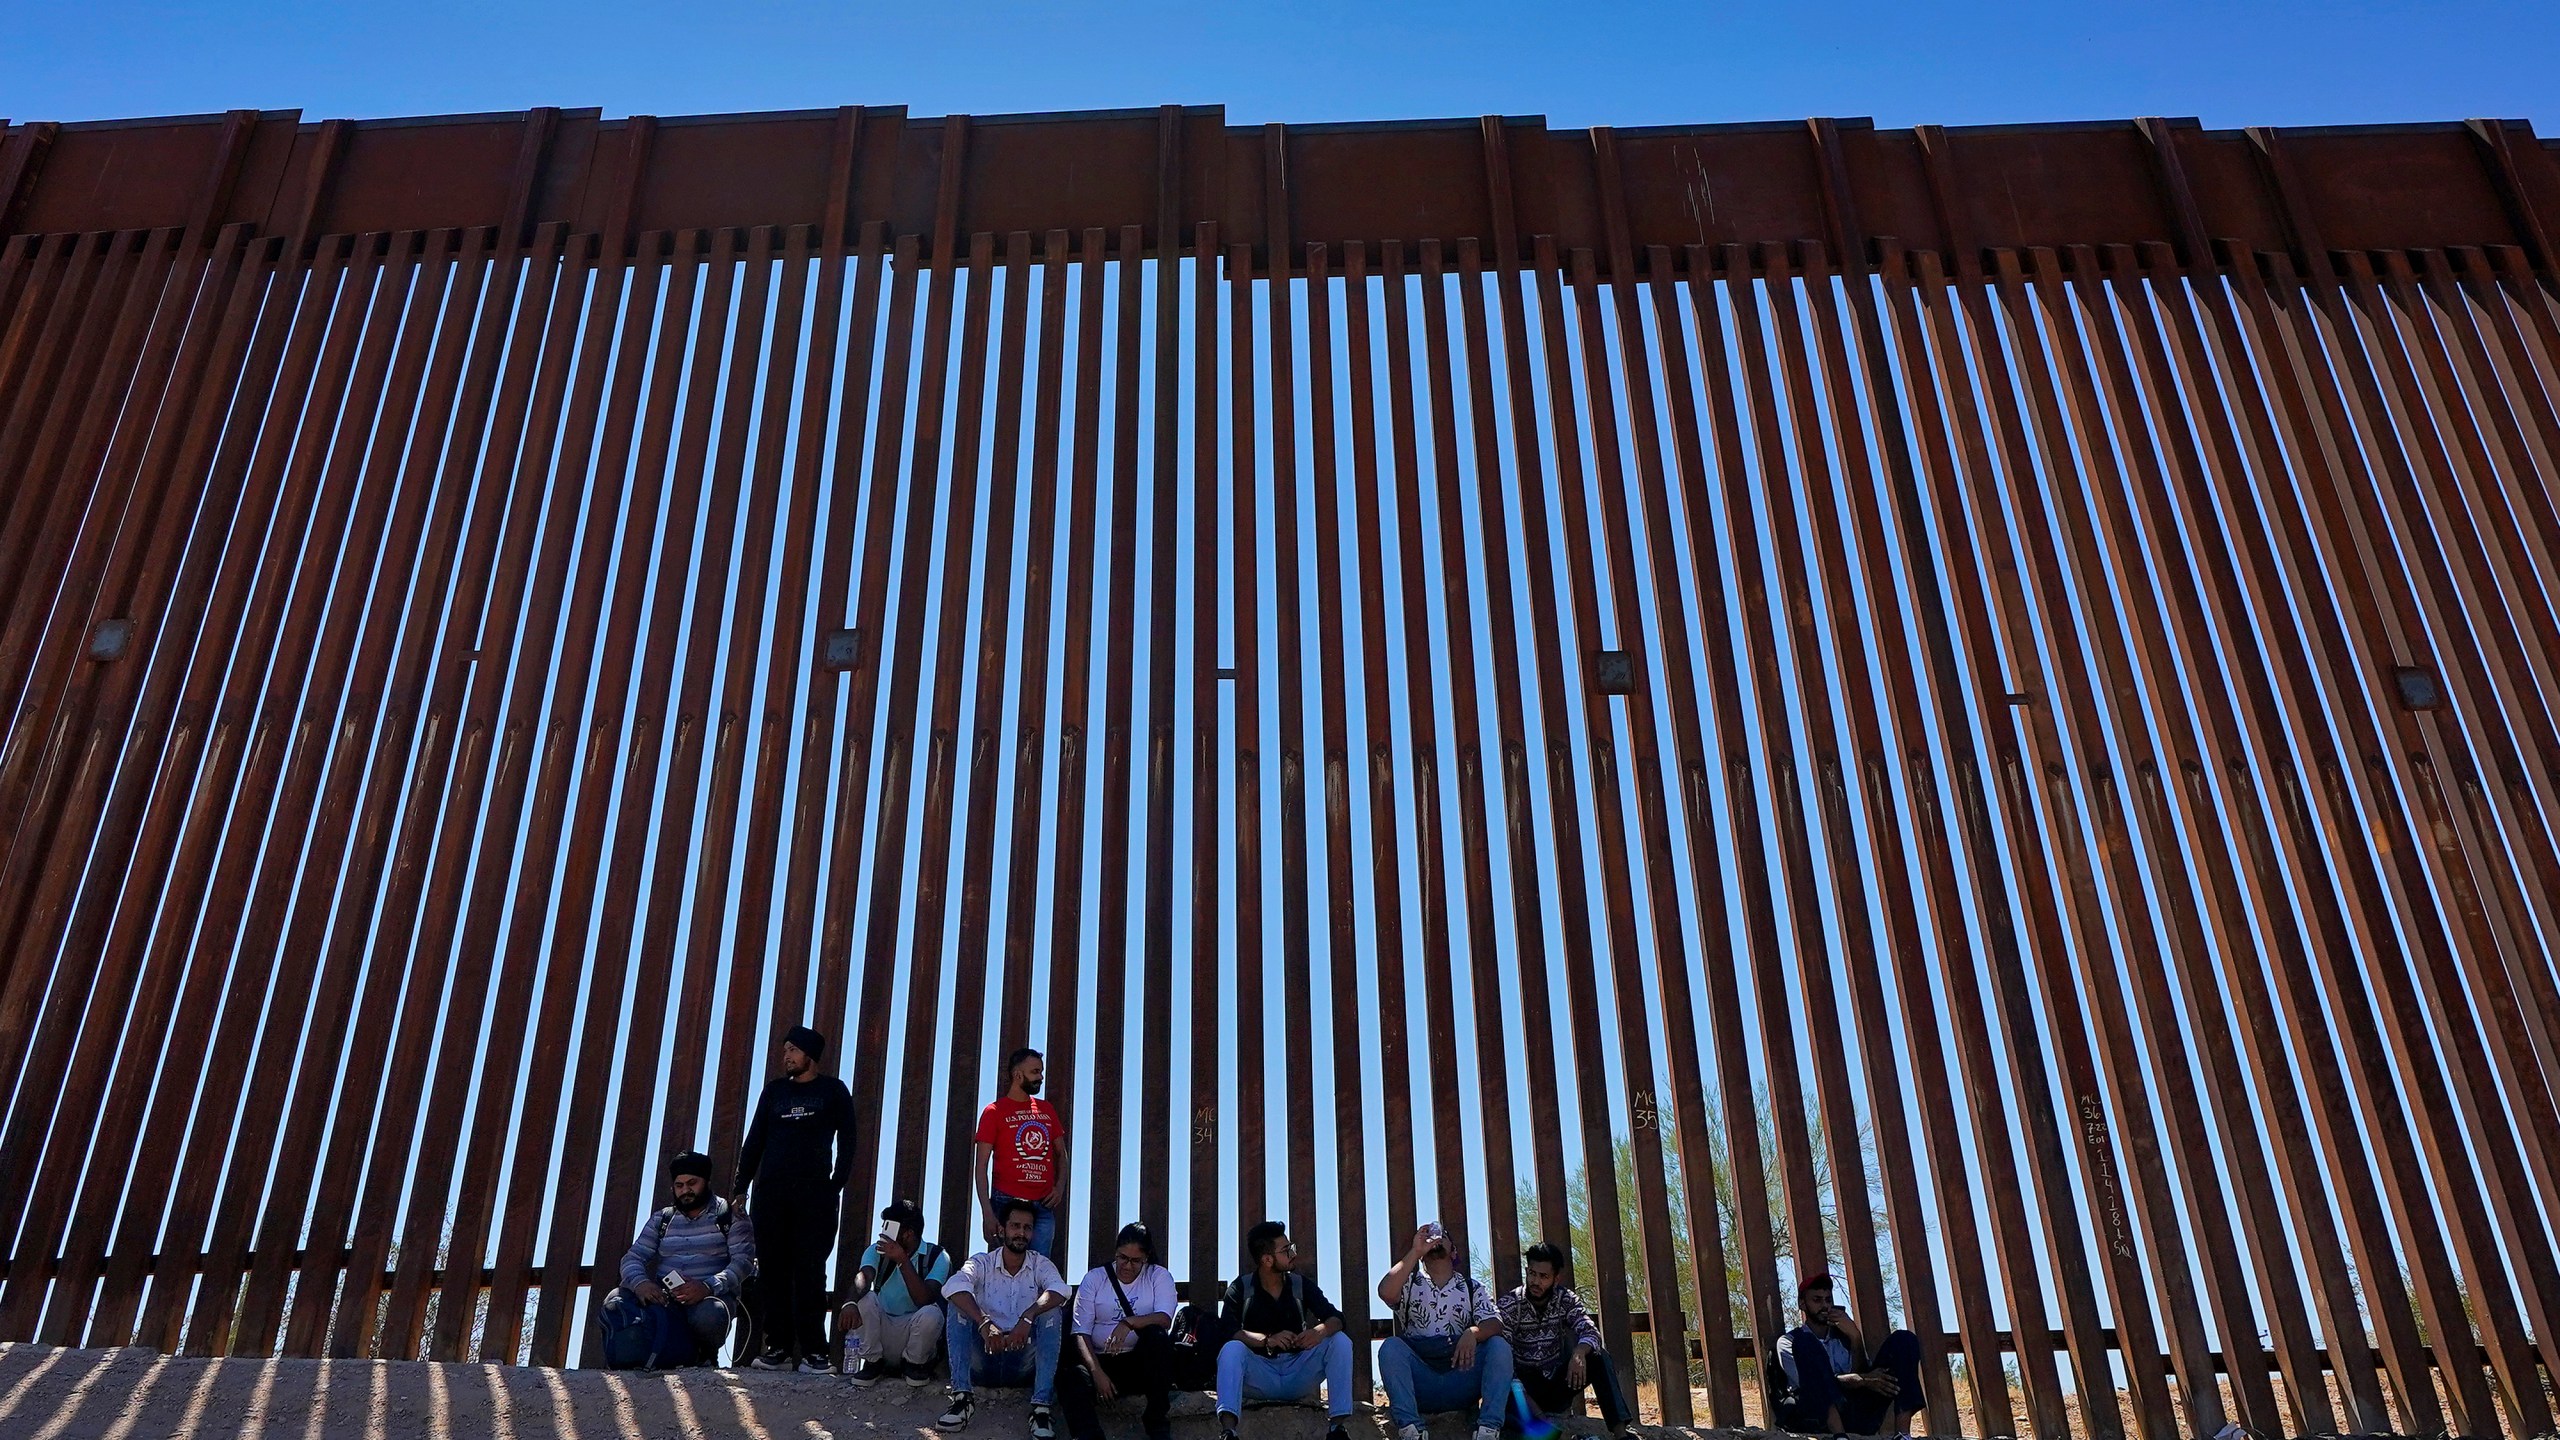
[[738, 1023, 859, 1371]]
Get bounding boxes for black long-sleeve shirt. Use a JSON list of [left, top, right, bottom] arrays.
[[737, 1073, 858, 1192]]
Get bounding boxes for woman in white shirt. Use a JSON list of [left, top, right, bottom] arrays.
[[1060, 1222, 1180, 1440]]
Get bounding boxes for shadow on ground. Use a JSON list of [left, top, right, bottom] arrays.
[[0, 1343, 1729, 1440]]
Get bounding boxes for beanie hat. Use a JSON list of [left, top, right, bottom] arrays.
[[785, 1024, 828, 1062], [669, 1150, 714, 1182]]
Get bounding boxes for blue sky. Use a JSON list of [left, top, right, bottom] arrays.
[[7, 1, 2558, 132]]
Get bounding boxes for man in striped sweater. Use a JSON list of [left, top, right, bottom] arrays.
[[599, 1150, 759, 1368]]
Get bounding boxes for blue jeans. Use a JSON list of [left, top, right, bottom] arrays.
[[990, 1194, 1057, 1257], [1215, 1332, 1355, 1420], [947, 1306, 1065, 1404], [1378, 1335, 1512, 1430]]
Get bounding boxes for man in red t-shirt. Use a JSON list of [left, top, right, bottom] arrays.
[[974, 1047, 1068, 1258]]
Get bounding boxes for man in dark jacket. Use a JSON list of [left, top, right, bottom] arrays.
[[737, 1023, 859, 1371], [1773, 1274, 1924, 1438], [598, 1150, 758, 1368]]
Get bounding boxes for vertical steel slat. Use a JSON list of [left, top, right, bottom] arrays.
[[1337, 240, 1421, 1254], [1947, 250, 2192, 1440], [133, 232, 425, 1357], [1726, 243, 1900, 1321], [1904, 249, 2137, 1440], [1797, 245, 2019, 1434], [356, 227, 589, 1360], [888, 228, 999, 1204], [524, 237, 706, 1365], [0, 228, 264, 1334], [786, 221, 892, 1049], [426, 230, 677, 1364], [1556, 202, 1740, 1414], [1413, 240, 1526, 1295], [2204, 244, 2512, 1436], [533, 227, 730, 1354], [1872, 244, 2074, 1435], [798, 219, 901, 1030], [1691, 248, 1847, 1311], [1780, 243, 1982, 1432], [1300, 240, 1375, 1387], [815, 227, 922, 1140], [71, 237, 364, 1350], [0, 228, 246, 1111], [1625, 241, 1804, 1425], [1377, 240, 1468, 1240], [1037, 225, 1115, 1260], [2060, 244, 2370, 1431], [844, 190, 973, 1227], [2127, 242, 2443, 1433], [991, 230, 1068, 1090], [693, 227, 825, 1186], [208, 228, 483, 1353], [1262, 134, 1323, 1263], [1552, 243, 1695, 1415], [659, 226, 789, 1165], [1470, 120, 1578, 1281], [1133, 108, 1187, 1245], [2268, 251, 2560, 1416], [1512, 236, 1638, 1377], [0, 233, 162, 820], [1226, 239, 1268, 1227], [1081, 223, 1153, 1263], [0, 233, 133, 613], [474, 245, 666, 1363], [937, 230, 1038, 1249], [1183, 220, 1224, 1301], [0, 227, 185, 763], [571, 231, 754, 1346], [316, 224, 565, 1359], [1993, 245, 2283, 1435]]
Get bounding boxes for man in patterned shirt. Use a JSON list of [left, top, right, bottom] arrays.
[[1375, 1223, 1511, 1440], [1497, 1241, 1632, 1436]]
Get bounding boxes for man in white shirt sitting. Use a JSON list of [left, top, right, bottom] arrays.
[[941, 1197, 1071, 1438], [1060, 1221, 1179, 1440], [1375, 1223, 1511, 1440]]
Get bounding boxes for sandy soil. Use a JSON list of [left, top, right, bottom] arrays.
[[0, 1343, 1736, 1440]]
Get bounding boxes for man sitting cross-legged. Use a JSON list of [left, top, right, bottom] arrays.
[[940, 1197, 1071, 1437], [1375, 1222, 1510, 1440]]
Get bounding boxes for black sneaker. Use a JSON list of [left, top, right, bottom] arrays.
[[938, 1391, 976, 1431], [1030, 1404, 1056, 1440]]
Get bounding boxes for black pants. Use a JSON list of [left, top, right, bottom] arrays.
[[750, 1181, 840, 1362], [1060, 1327, 1174, 1440], [1777, 1329, 1925, 1435], [1518, 1347, 1634, 1432]]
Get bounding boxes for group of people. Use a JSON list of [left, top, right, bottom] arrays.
[[598, 1030, 1928, 1440]]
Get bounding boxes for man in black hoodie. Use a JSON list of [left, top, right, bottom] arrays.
[[737, 1023, 859, 1371]]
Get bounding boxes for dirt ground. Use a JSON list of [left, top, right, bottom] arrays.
[[0, 1343, 1732, 1440]]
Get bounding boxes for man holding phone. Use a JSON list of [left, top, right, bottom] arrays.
[[843, 1197, 954, 1386], [1773, 1274, 1925, 1438]]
